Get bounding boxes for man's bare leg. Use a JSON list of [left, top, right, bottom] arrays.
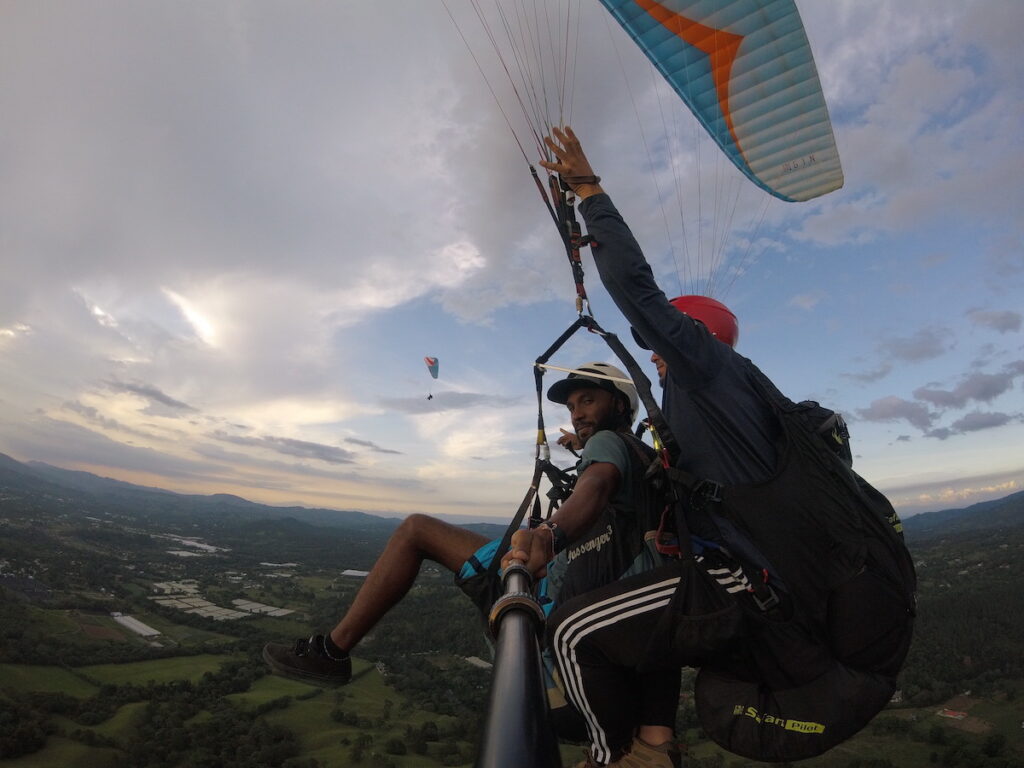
[[329, 513, 489, 652]]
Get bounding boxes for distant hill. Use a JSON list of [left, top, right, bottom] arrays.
[[15, 451, 1019, 544], [1, 451, 396, 532], [902, 488, 1024, 541], [0, 451, 508, 539]]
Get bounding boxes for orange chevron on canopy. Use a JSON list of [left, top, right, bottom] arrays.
[[634, 0, 745, 158]]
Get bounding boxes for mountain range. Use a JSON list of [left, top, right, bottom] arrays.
[[0, 451, 509, 539], [0, 451, 1019, 540]]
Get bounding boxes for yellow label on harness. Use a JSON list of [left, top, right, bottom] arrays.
[[732, 705, 825, 734]]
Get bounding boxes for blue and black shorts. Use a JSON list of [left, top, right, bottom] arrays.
[[454, 538, 554, 619]]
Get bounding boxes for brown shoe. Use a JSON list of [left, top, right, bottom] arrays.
[[607, 737, 683, 768]]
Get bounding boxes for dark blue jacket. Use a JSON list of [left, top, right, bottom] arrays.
[[580, 193, 778, 485]]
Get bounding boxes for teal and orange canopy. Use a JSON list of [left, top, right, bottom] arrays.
[[599, 0, 843, 202], [424, 356, 439, 379]]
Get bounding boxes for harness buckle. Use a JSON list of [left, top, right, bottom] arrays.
[[694, 479, 723, 504], [750, 583, 781, 613]]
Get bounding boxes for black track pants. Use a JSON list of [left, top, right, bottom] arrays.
[[548, 565, 684, 765]]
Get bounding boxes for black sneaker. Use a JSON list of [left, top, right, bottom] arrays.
[[262, 634, 351, 685]]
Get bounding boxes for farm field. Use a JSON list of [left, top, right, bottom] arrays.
[[126, 610, 235, 645], [0, 664, 98, 698], [68, 612, 128, 642], [77, 653, 237, 685]]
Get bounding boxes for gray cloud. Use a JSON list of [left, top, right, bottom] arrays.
[[913, 371, 1016, 409], [62, 400, 130, 432], [878, 328, 951, 362], [967, 309, 1022, 333], [379, 391, 521, 415], [970, 344, 998, 368], [1, 413, 223, 481], [949, 411, 1013, 433], [344, 437, 402, 455], [191, 442, 422, 490], [857, 396, 934, 431], [104, 379, 196, 412], [211, 432, 357, 465], [841, 362, 893, 383], [924, 410, 1019, 440]]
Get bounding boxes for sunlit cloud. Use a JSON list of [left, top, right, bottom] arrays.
[[163, 289, 218, 347]]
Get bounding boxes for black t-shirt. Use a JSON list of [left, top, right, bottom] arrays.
[[551, 430, 658, 606]]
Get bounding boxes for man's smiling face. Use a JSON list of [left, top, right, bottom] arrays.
[[566, 387, 620, 444]]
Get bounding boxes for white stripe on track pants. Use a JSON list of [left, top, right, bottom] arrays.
[[548, 565, 684, 765]]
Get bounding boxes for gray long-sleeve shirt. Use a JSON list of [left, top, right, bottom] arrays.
[[580, 193, 778, 485]]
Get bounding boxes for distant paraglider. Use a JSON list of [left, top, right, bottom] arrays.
[[424, 356, 439, 400]]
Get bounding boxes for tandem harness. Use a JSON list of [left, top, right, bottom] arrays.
[[485, 171, 782, 631], [485, 169, 917, 763], [487, 170, 775, 615]]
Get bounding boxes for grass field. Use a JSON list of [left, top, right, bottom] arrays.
[[25, 606, 86, 641], [46, 701, 148, 747], [0, 664, 98, 698], [77, 653, 236, 686], [257, 658, 477, 767], [295, 575, 333, 592], [245, 614, 312, 639], [970, 695, 1024, 732], [0, 736, 120, 768], [92, 701, 148, 741], [226, 673, 319, 707]]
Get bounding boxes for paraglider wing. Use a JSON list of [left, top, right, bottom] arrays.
[[424, 356, 440, 380], [598, 0, 843, 202]]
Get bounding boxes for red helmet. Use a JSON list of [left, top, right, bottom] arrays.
[[632, 295, 739, 348]]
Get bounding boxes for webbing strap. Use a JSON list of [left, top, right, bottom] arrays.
[[486, 461, 546, 581], [549, 174, 589, 312], [495, 171, 693, 584], [591, 323, 680, 464]]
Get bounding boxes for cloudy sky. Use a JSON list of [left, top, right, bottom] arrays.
[[1, 1, 1021, 522]]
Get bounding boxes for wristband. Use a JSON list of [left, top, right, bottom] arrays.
[[541, 521, 568, 555], [561, 174, 601, 186]]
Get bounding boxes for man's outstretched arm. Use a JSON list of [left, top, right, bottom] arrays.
[[541, 125, 726, 384]]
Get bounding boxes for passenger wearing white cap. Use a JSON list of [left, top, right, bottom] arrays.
[[265, 362, 663, 745]]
